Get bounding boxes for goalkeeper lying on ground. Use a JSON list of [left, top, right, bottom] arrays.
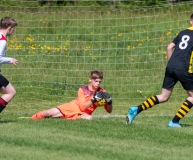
[[31, 70, 113, 120]]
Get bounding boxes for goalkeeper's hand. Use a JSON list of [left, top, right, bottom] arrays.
[[102, 92, 112, 105], [91, 91, 104, 103]]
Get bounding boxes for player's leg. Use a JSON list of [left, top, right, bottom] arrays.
[[31, 108, 63, 120], [0, 83, 16, 103], [126, 88, 173, 124], [168, 91, 193, 128], [80, 114, 92, 120], [30, 110, 45, 120], [126, 67, 176, 124], [0, 75, 16, 113], [168, 69, 193, 128], [139, 88, 173, 112], [44, 108, 63, 117]]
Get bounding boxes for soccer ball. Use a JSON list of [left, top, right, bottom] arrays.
[[94, 98, 107, 106]]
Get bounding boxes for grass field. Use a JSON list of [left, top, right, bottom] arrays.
[[0, 1, 193, 160], [1, 111, 193, 160]]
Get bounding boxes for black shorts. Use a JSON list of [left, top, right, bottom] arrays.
[[0, 74, 9, 88], [162, 67, 193, 90]]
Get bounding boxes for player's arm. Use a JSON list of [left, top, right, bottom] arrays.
[[167, 42, 175, 61], [81, 100, 93, 110], [0, 40, 17, 65], [78, 89, 104, 111], [102, 92, 113, 113], [0, 40, 12, 64], [77, 88, 92, 111], [104, 103, 113, 113]]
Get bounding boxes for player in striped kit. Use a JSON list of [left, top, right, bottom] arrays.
[[126, 13, 193, 128]]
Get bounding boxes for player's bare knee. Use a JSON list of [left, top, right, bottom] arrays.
[[43, 110, 52, 117], [9, 91, 16, 99], [87, 115, 92, 120], [6, 86, 16, 98], [85, 115, 92, 120], [11, 90, 16, 97], [81, 114, 92, 120], [13, 89, 16, 96]]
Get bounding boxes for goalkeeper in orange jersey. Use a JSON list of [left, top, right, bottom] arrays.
[[31, 70, 113, 120], [126, 13, 193, 128]]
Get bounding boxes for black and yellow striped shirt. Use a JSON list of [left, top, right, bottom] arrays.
[[167, 26, 193, 73]]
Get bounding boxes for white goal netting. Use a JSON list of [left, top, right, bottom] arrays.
[[0, 1, 192, 115]]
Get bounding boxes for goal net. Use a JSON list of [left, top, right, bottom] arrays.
[[0, 1, 192, 115]]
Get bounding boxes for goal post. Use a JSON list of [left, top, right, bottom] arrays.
[[0, 1, 192, 115]]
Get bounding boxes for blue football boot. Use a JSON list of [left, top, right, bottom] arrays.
[[126, 106, 138, 124], [168, 120, 182, 128]]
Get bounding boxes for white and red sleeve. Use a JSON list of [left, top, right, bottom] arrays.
[[0, 33, 12, 67]]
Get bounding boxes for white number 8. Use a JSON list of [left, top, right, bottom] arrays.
[[179, 35, 190, 49]]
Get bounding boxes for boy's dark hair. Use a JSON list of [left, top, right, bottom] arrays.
[[190, 13, 193, 20], [0, 17, 17, 29], [90, 70, 103, 80]]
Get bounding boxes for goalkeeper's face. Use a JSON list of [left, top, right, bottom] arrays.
[[89, 78, 102, 90]]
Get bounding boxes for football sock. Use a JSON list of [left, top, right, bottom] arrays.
[[0, 98, 8, 112], [137, 95, 159, 113], [30, 111, 45, 120], [172, 99, 193, 123]]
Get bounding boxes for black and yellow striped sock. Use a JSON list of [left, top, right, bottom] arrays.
[[172, 99, 193, 123], [137, 95, 159, 113]]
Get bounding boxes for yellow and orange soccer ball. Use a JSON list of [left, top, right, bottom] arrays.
[[94, 98, 107, 106]]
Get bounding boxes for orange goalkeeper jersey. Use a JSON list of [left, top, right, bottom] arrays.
[[56, 85, 108, 120]]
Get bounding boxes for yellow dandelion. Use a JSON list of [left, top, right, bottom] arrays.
[[166, 31, 171, 36], [118, 33, 122, 37]]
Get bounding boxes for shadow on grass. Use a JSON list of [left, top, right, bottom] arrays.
[[146, 123, 193, 128], [181, 123, 193, 127], [0, 120, 17, 124]]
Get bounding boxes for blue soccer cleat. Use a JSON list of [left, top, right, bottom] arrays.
[[126, 106, 138, 124], [168, 120, 182, 128]]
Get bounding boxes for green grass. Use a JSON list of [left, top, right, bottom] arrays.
[[0, 1, 193, 159], [0, 111, 193, 160]]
